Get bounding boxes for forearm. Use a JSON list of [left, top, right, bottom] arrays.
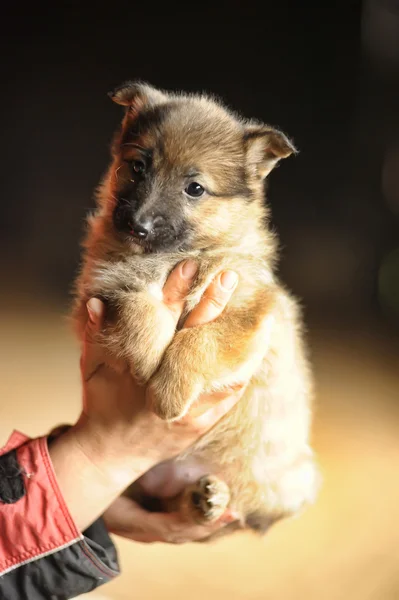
[[0, 431, 119, 598], [49, 417, 158, 532]]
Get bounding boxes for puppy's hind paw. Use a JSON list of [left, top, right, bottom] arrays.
[[182, 475, 230, 524]]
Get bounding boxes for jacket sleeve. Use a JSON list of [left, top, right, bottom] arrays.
[[0, 431, 120, 599]]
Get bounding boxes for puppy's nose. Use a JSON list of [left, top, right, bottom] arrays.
[[129, 218, 152, 239]]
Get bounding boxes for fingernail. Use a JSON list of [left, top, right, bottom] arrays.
[[219, 270, 238, 291], [86, 298, 102, 323], [181, 260, 198, 279]]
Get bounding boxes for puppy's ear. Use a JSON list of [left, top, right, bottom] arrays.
[[244, 124, 297, 179], [108, 81, 168, 116]]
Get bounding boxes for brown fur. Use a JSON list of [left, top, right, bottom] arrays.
[[72, 81, 319, 537]]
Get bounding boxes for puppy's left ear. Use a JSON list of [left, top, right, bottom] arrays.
[[244, 125, 297, 179], [108, 81, 168, 117]]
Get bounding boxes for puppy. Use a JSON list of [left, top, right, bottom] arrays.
[[72, 81, 319, 537]]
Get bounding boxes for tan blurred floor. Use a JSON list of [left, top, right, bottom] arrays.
[[1, 289, 399, 600]]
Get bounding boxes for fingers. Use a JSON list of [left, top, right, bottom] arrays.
[[152, 511, 236, 544], [188, 386, 245, 431], [112, 506, 237, 544], [82, 265, 238, 379], [162, 261, 238, 328], [81, 298, 107, 380], [181, 384, 245, 421], [162, 260, 198, 323], [183, 270, 238, 329], [200, 391, 243, 426]]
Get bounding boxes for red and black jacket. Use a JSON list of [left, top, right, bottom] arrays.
[[0, 431, 120, 599]]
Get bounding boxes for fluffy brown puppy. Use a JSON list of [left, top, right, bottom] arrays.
[[72, 81, 319, 537]]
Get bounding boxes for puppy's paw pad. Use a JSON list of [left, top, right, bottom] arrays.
[[190, 475, 230, 522]]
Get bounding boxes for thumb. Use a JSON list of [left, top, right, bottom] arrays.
[[81, 298, 106, 381], [183, 270, 238, 329]]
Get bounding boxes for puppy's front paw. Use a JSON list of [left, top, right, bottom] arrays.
[[149, 367, 203, 421], [102, 291, 176, 383], [182, 475, 231, 523]]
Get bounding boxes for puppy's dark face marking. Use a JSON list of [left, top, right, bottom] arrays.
[[109, 83, 296, 253]]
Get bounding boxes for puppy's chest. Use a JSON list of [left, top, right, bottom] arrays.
[[90, 254, 217, 308]]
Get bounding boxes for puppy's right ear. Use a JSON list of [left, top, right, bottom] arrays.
[[108, 81, 168, 116], [244, 124, 297, 179]]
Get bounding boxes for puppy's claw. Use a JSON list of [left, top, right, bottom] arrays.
[[183, 475, 231, 523]]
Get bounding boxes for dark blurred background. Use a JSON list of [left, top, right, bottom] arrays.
[[1, 0, 398, 326]]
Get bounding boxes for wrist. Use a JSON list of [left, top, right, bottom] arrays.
[[48, 417, 157, 532], [69, 415, 158, 490]]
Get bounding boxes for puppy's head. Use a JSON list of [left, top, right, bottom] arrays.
[[105, 81, 296, 253]]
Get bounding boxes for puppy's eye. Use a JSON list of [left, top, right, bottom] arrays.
[[185, 182, 205, 198], [130, 160, 146, 175]]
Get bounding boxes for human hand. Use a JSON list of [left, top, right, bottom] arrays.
[[50, 263, 243, 532], [101, 269, 245, 543], [102, 492, 237, 544], [78, 263, 242, 472]]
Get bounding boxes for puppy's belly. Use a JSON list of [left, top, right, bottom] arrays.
[[136, 457, 215, 498]]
